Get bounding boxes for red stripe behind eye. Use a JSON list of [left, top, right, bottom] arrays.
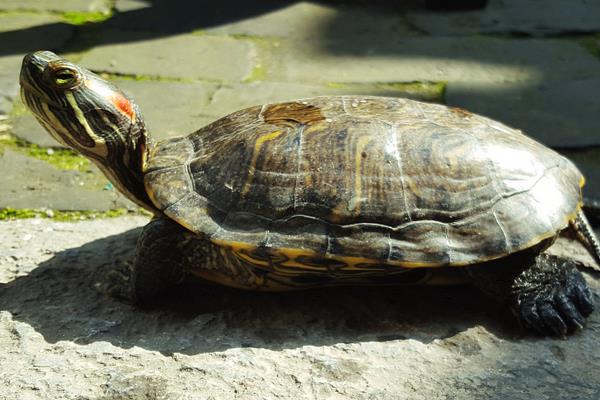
[[111, 92, 134, 119]]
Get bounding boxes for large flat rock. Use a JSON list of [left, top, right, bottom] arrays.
[[266, 36, 600, 84], [78, 30, 255, 82], [446, 80, 600, 148], [0, 217, 598, 399], [408, 0, 600, 36], [0, 149, 134, 211], [205, 2, 415, 40]]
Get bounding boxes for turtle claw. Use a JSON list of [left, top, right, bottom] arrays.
[[106, 260, 136, 303], [512, 258, 594, 337]]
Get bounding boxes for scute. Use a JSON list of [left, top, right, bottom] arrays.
[[144, 96, 584, 267]]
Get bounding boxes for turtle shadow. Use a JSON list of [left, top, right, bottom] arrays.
[[0, 227, 527, 356]]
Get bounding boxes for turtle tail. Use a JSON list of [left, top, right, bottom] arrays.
[[572, 209, 600, 270]]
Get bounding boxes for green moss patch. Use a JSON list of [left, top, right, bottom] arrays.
[[0, 207, 147, 221], [0, 134, 90, 172], [243, 63, 267, 83], [579, 35, 600, 59], [323, 81, 447, 102], [61, 11, 113, 25], [375, 81, 447, 101]]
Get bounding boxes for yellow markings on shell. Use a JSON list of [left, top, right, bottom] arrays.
[[579, 175, 586, 188], [65, 91, 108, 158], [211, 237, 445, 269], [241, 130, 284, 196]]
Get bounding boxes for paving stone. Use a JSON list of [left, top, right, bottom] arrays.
[[446, 80, 600, 148], [116, 79, 219, 140], [265, 37, 600, 84], [205, 2, 414, 40], [0, 0, 109, 13], [408, 0, 600, 36], [202, 81, 444, 122], [79, 30, 254, 83], [0, 14, 74, 114], [11, 80, 219, 146], [9, 114, 58, 148], [0, 149, 133, 211]]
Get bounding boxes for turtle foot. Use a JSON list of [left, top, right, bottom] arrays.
[[511, 254, 594, 337], [106, 260, 137, 303]]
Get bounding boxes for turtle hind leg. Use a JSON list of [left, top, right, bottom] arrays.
[[466, 252, 594, 337], [109, 218, 192, 303]]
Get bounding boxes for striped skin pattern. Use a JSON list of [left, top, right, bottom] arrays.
[[19, 51, 154, 211], [146, 96, 584, 274]]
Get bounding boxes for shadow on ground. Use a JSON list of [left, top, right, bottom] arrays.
[[0, 226, 522, 356]]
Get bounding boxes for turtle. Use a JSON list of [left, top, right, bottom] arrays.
[[19, 50, 599, 337]]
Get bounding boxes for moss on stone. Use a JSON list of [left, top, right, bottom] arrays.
[[375, 81, 447, 101], [243, 63, 267, 83], [61, 10, 112, 25], [579, 35, 600, 59], [0, 207, 148, 221], [323, 81, 447, 102], [325, 82, 348, 89], [0, 133, 91, 172]]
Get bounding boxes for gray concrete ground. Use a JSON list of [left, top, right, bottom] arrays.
[[1, 1, 600, 398]]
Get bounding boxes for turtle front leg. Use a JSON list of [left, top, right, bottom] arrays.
[[466, 253, 595, 337], [110, 218, 193, 303]]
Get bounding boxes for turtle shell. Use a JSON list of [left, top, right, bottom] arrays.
[[144, 96, 583, 268]]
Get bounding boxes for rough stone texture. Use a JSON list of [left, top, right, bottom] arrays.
[[0, 217, 598, 399], [79, 30, 255, 82], [0, 0, 109, 13], [408, 0, 600, 36], [0, 149, 134, 211], [265, 37, 600, 84], [446, 80, 600, 148], [0, 14, 74, 114]]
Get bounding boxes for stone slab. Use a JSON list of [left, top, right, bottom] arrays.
[[0, 0, 109, 13], [265, 36, 600, 84], [78, 30, 255, 82], [0, 217, 599, 399], [11, 79, 219, 146], [0, 149, 134, 211], [205, 2, 414, 40], [408, 0, 600, 36], [446, 80, 600, 148]]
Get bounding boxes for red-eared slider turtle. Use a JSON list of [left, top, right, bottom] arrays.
[[20, 51, 599, 337]]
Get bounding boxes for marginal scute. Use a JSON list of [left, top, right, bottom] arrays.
[[144, 95, 584, 267]]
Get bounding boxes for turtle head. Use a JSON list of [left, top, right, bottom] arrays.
[[20, 51, 156, 212]]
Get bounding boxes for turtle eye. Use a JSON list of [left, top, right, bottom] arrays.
[[53, 68, 78, 87]]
